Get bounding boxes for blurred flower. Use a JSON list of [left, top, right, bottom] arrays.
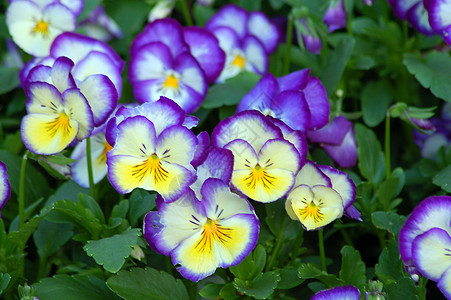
[[237, 69, 330, 132], [212, 110, 303, 203], [323, 0, 346, 33], [21, 82, 93, 155], [148, 0, 174, 22], [388, 0, 435, 35], [295, 18, 322, 54], [311, 285, 360, 300], [144, 178, 259, 282], [129, 19, 210, 113], [79, 5, 123, 42], [106, 100, 198, 202], [307, 116, 358, 168], [399, 195, 451, 298], [424, 0, 451, 45], [206, 4, 280, 81], [0, 161, 11, 218], [2, 39, 23, 69], [6, 0, 78, 57]]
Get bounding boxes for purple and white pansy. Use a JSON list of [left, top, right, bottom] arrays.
[[6, 0, 81, 57], [399, 195, 451, 298], [0, 161, 11, 219], [143, 178, 259, 282], [311, 285, 361, 300], [237, 69, 330, 132], [206, 4, 280, 82], [388, 0, 437, 36], [424, 0, 451, 44]]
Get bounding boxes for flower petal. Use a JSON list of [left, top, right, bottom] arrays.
[[128, 42, 173, 83], [50, 56, 76, 92], [243, 35, 268, 75], [412, 228, 451, 281], [0, 161, 11, 218], [311, 285, 360, 300], [306, 116, 351, 145], [259, 138, 301, 174], [237, 72, 278, 113], [156, 125, 198, 166], [425, 0, 451, 31], [318, 165, 356, 209], [62, 88, 94, 140], [191, 131, 210, 168], [273, 90, 311, 132], [206, 4, 248, 39], [247, 11, 280, 53], [26, 81, 64, 114], [294, 160, 332, 189], [407, 2, 436, 35], [277, 68, 310, 92], [303, 76, 330, 130], [438, 266, 451, 300]]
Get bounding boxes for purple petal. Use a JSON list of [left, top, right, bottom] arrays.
[[25, 65, 52, 88], [302, 33, 322, 54], [50, 56, 76, 92], [307, 116, 350, 144], [323, 0, 347, 33], [206, 4, 248, 39], [311, 285, 360, 300], [242, 35, 268, 75], [198, 147, 234, 184], [424, 0, 451, 31], [128, 42, 173, 83], [399, 196, 451, 265], [237, 73, 279, 113], [389, 0, 421, 20], [443, 24, 451, 44], [277, 68, 311, 92], [143, 211, 164, 254], [0, 161, 11, 218], [210, 26, 241, 54], [191, 131, 210, 168], [303, 76, 330, 130], [183, 115, 199, 129], [247, 11, 280, 53], [59, 0, 84, 16], [183, 26, 226, 84], [438, 266, 451, 300], [273, 90, 311, 132], [212, 110, 283, 152], [407, 2, 436, 35], [20, 56, 55, 86], [318, 165, 357, 210], [322, 125, 358, 168], [131, 18, 189, 57]]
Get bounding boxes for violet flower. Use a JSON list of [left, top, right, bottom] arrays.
[[311, 285, 360, 300], [78, 5, 123, 42], [237, 69, 330, 132], [323, 0, 347, 33], [388, 0, 436, 35], [306, 116, 358, 168], [0, 161, 11, 219], [296, 19, 322, 55], [424, 0, 451, 45]]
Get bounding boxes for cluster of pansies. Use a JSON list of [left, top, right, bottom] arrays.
[[389, 0, 451, 44], [399, 196, 451, 298]]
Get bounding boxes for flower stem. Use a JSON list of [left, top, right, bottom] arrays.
[[18, 151, 29, 229], [283, 13, 294, 75], [86, 137, 96, 199], [318, 228, 327, 272], [385, 114, 391, 179], [265, 217, 288, 272], [180, 0, 193, 26]]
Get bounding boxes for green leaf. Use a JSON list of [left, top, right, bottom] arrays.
[[339, 246, 366, 289], [230, 244, 266, 280], [376, 177, 399, 210], [83, 228, 141, 273], [219, 283, 239, 300], [233, 271, 281, 299], [385, 277, 419, 300], [201, 72, 261, 109], [128, 189, 156, 227], [432, 164, 451, 192], [371, 211, 407, 237], [110, 200, 129, 220], [361, 81, 393, 127], [0, 273, 11, 295], [199, 283, 223, 298], [34, 274, 120, 300], [319, 34, 355, 95], [238, 0, 261, 11], [107, 267, 189, 300], [192, 4, 215, 27], [355, 124, 385, 185], [45, 180, 89, 207], [276, 267, 305, 289], [33, 219, 73, 259], [375, 239, 405, 285], [265, 200, 301, 241], [298, 263, 344, 287], [78, 0, 102, 20], [78, 193, 105, 224], [404, 51, 451, 102], [0, 67, 20, 95]]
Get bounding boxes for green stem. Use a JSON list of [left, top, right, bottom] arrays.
[[418, 276, 428, 300], [86, 137, 96, 199], [18, 151, 29, 229], [265, 217, 288, 272], [283, 13, 294, 75], [180, 0, 193, 26], [339, 228, 354, 247], [318, 229, 327, 272], [385, 115, 391, 179]]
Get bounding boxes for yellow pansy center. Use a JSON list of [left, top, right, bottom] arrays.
[[98, 142, 113, 164], [231, 54, 245, 69], [131, 153, 168, 183], [45, 112, 71, 139], [243, 163, 275, 191], [163, 74, 179, 89], [298, 201, 324, 223], [33, 20, 49, 35], [195, 219, 232, 254]]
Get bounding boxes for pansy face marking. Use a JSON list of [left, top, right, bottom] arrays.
[[33, 20, 49, 36], [286, 184, 343, 231]]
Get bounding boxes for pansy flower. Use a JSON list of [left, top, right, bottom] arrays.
[[21, 82, 94, 155], [307, 116, 357, 168], [399, 196, 451, 298], [6, 0, 78, 57], [129, 19, 209, 113], [323, 0, 347, 33], [78, 5, 123, 42], [237, 69, 330, 132], [424, 0, 451, 44], [311, 285, 360, 300], [206, 4, 280, 82], [144, 178, 259, 282], [106, 107, 198, 201], [388, 0, 436, 35], [295, 18, 323, 54], [0, 161, 11, 218], [212, 110, 302, 203]]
